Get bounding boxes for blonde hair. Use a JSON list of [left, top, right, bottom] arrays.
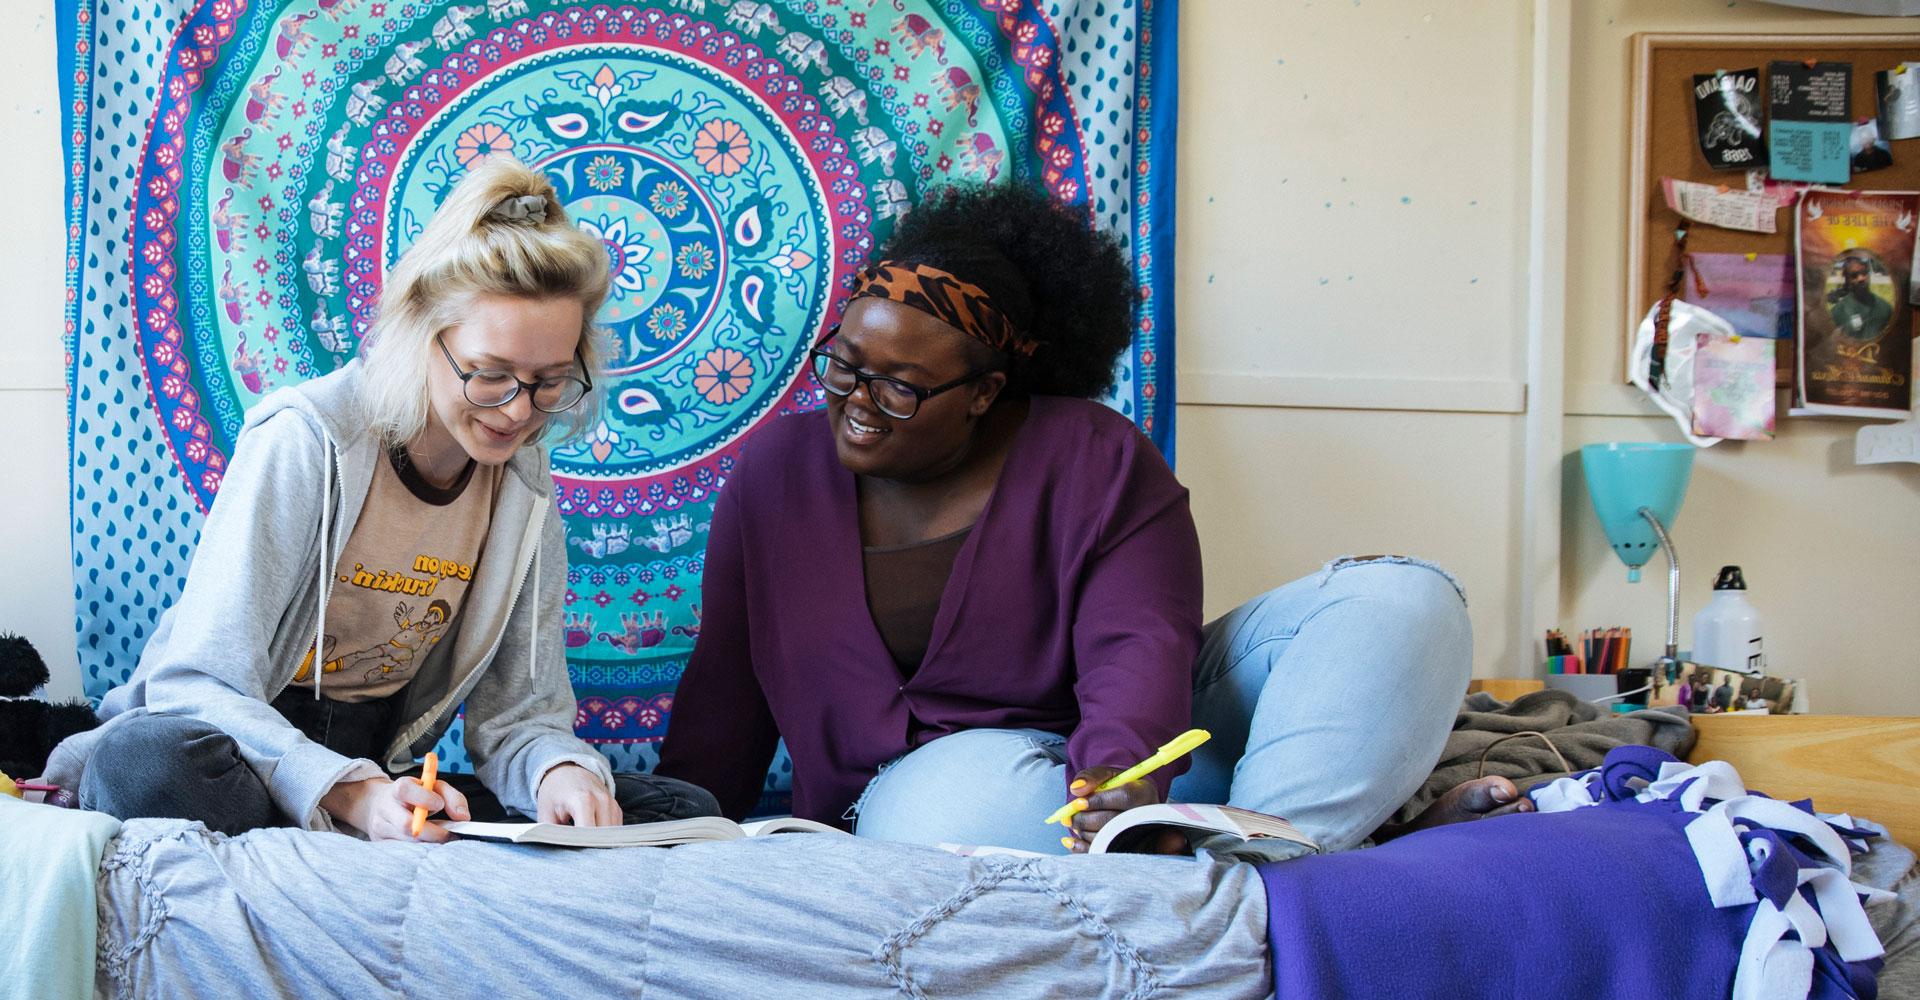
[[359, 156, 612, 446]]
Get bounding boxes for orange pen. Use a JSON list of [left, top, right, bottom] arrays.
[[410, 751, 440, 837]]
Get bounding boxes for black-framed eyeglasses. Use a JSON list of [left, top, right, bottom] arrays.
[[809, 327, 997, 420], [438, 335, 593, 413]]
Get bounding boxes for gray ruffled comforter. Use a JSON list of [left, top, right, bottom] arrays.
[[92, 820, 1270, 999]]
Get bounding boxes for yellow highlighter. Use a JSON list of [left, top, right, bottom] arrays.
[[1045, 728, 1211, 827]]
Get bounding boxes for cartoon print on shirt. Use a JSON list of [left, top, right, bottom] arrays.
[[335, 599, 455, 683], [289, 599, 454, 685]]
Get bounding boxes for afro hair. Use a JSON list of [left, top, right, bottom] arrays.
[[877, 183, 1134, 399]]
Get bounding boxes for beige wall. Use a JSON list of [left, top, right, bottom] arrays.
[[0, 6, 79, 701], [1177, 0, 1919, 714], [4, 0, 1918, 714], [1175, 0, 1533, 677]]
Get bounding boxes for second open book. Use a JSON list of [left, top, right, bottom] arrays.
[[942, 803, 1319, 862], [442, 801, 1315, 860]]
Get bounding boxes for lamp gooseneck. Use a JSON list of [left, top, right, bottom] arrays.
[[1637, 505, 1680, 664]]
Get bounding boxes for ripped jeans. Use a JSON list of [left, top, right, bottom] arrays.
[[849, 556, 1473, 856]]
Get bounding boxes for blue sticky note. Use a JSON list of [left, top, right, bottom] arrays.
[[1769, 119, 1851, 183]]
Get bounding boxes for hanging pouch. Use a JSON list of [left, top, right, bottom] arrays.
[[1631, 299, 1730, 448]]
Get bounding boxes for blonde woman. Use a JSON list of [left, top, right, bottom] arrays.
[[47, 159, 719, 840]]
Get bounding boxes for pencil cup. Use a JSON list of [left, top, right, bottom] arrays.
[[1542, 674, 1622, 704]]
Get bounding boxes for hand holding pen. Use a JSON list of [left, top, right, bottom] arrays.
[[1050, 729, 1210, 854], [318, 750, 470, 842]]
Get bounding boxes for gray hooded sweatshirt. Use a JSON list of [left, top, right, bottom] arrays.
[[46, 360, 613, 830]]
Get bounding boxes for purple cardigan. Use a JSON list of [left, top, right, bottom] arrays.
[[656, 396, 1203, 824]]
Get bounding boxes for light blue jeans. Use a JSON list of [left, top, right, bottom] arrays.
[[851, 556, 1473, 855]]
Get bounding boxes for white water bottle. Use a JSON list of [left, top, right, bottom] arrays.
[[1691, 565, 1764, 674]]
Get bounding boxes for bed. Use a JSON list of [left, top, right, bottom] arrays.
[[5, 716, 1916, 999]]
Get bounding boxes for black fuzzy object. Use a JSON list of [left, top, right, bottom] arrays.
[[0, 632, 101, 780], [0, 632, 49, 697]]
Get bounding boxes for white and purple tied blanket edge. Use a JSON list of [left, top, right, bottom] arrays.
[[1533, 745, 1890, 1000]]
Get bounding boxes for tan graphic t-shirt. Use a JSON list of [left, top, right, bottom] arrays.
[[291, 448, 500, 702]]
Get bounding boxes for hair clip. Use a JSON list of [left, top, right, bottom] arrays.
[[489, 194, 548, 225]]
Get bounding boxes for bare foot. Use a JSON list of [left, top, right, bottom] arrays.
[[1373, 776, 1535, 842]]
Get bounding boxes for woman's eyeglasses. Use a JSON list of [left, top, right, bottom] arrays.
[[809, 327, 996, 420], [438, 336, 593, 413]]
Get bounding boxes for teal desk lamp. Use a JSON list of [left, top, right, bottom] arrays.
[[1580, 442, 1694, 672]]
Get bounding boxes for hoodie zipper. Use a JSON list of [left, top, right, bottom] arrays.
[[311, 443, 344, 699], [385, 498, 549, 759]]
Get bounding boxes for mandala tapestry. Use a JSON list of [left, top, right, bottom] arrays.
[[58, 0, 1177, 806]]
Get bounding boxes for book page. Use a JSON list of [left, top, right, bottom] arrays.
[[440, 820, 543, 842], [1089, 803, 1317, 855], [443, 816, 747, 847], [738, 817, 847, 837], [1207, 805, 1317, 845]]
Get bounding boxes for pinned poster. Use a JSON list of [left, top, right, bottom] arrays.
[[1793, 189, 1918, 418], [1851, 117, 1894, 173], [1692, 334, 1777, 441], [1687, 253, 1796, 340], [1877, 63, 1920, 141], [1693, 68, 1765, 171], [1769, 60, 1853, 184]]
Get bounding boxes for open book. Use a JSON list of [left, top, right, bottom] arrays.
[[442, 815, 844, 848], [942, 803, 1319, 862]]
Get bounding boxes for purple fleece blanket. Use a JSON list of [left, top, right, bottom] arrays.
[[1258, 746, 1886, 1000]]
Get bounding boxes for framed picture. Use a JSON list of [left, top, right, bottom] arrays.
[[1653, 663, 1797, 715]]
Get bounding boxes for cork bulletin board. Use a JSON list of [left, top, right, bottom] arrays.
[[1626, 33, 1920, 381]]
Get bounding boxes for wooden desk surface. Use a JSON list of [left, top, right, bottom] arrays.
[[1688, 714, 1920, 849], [1466, 680, 1920, 845], [1465, 678, 1546, 701]]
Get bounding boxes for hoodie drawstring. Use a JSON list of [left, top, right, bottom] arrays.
[[530, 544, 540, 682]]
